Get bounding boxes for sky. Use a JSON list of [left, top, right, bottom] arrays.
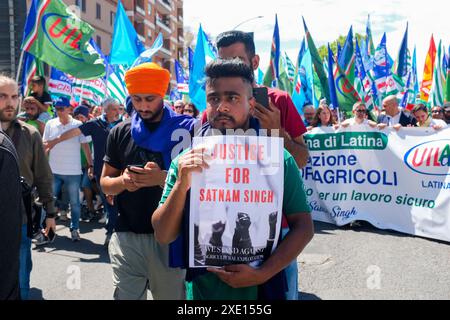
[[184, 0, 449, 78]]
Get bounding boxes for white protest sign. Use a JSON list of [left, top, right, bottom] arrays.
[[189, 135, 284, 268]]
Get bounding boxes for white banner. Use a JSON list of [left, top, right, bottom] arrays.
[[303, 126, 450, 242], [189, 135, 284, 268]]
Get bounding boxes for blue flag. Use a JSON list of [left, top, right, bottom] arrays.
[[337, 42, 342, 61], [338, 26, 354, 71], [48, 68, 73, 100], [170, 87, 182, 102], [292, 49, 314, 113], [110, 0, 146, 66], [188, 47, 194, 74], [400, 72, 412, 108], [413, 47, 419, 96], [269, 15, 281, 81], [395, 24, 409, 78], [296, 38, 306, 71], [372, 33, 391, 93], [131, 33, 163, 68], [327, 44, 339, 110], [257, 68, 264, 85], [188, 25, 216, 111], [175, 60, 189, 94]]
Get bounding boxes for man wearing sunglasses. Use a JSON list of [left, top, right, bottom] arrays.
[[341, 102, 377, 128], [43, 97, 91, 242], [431, 106, 445, 121]]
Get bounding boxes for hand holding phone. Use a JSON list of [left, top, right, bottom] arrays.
[[253, 87, 269, 109], [127, 164, 145, 174], [47, 228, 56, 243]]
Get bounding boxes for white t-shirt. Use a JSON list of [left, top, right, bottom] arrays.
[[343, 118, 369, 126], [43, 117, 89, 175]]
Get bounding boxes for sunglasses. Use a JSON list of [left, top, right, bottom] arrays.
[[356, 109, 367, 113], [432, 110, 443, 114], [55, 107, 68, 111]]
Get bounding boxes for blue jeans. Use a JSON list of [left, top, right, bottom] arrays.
[[282, 227, 299, 300], [96, 175, 118, 235], [19, 224, 32, 300], [53, 174, 82, 231]]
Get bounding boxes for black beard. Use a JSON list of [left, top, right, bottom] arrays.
[[139, 102, 164, 123]]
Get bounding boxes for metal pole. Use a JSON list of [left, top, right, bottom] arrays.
[[232, 16, 264, 30], [9, 0, 20, 82], [15, 50, 25, 84]]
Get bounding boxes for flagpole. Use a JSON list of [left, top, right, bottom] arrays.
[[79, 81, 85, 104], [15, 50, 25, 84]]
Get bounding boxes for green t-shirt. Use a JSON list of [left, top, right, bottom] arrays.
[[160, 149, 311, 300], [80, 141, 93, 168]]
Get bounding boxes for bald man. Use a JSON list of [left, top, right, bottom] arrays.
[[377, 95, 416, 130]]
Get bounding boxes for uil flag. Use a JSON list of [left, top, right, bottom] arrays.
[[21, 0, 105, 79], [372, 33, 391, 94], [175, 60, 189, 94], [420, 35, 437, 102]]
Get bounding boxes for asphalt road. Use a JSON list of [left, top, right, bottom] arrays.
[[29, 220, 450, 300]]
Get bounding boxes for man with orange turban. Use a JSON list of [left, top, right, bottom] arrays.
[[100, 63, 198, 300]]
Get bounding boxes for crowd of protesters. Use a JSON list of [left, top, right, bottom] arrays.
[[0, 29, 449, 301]]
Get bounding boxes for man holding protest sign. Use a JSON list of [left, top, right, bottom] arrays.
[[152, 59, 314, 300], [100, 63, 197, 300]]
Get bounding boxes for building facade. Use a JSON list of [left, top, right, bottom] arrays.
[[20, 0, 185, 85], [0, 0, 28, 76]]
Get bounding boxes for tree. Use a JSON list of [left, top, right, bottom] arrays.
[[317, 33, 366, 60]]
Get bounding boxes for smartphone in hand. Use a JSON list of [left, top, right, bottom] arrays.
[[253, 87, 269, 108], [127, 164, 145, 174], [47, 228, 56, 243]]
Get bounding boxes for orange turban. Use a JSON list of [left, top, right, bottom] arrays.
[[125, 62, 171, 97]]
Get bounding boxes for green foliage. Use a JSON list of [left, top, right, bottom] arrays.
[[317, 33, 366, 60]]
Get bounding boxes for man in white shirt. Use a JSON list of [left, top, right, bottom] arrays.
[[377, 95, 417, 130], [341, 102, 377, 128], [43, 97, 90, 242]]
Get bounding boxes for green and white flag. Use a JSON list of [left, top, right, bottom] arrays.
[[431, 41, 446, 107], [22, 0, 105, 79], [107, 65, 128, 105]]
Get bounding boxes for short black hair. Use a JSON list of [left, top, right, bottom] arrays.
[[30, 75, 46, 86], [205, 58, 255, 86], [216, 31, 256, 59]]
